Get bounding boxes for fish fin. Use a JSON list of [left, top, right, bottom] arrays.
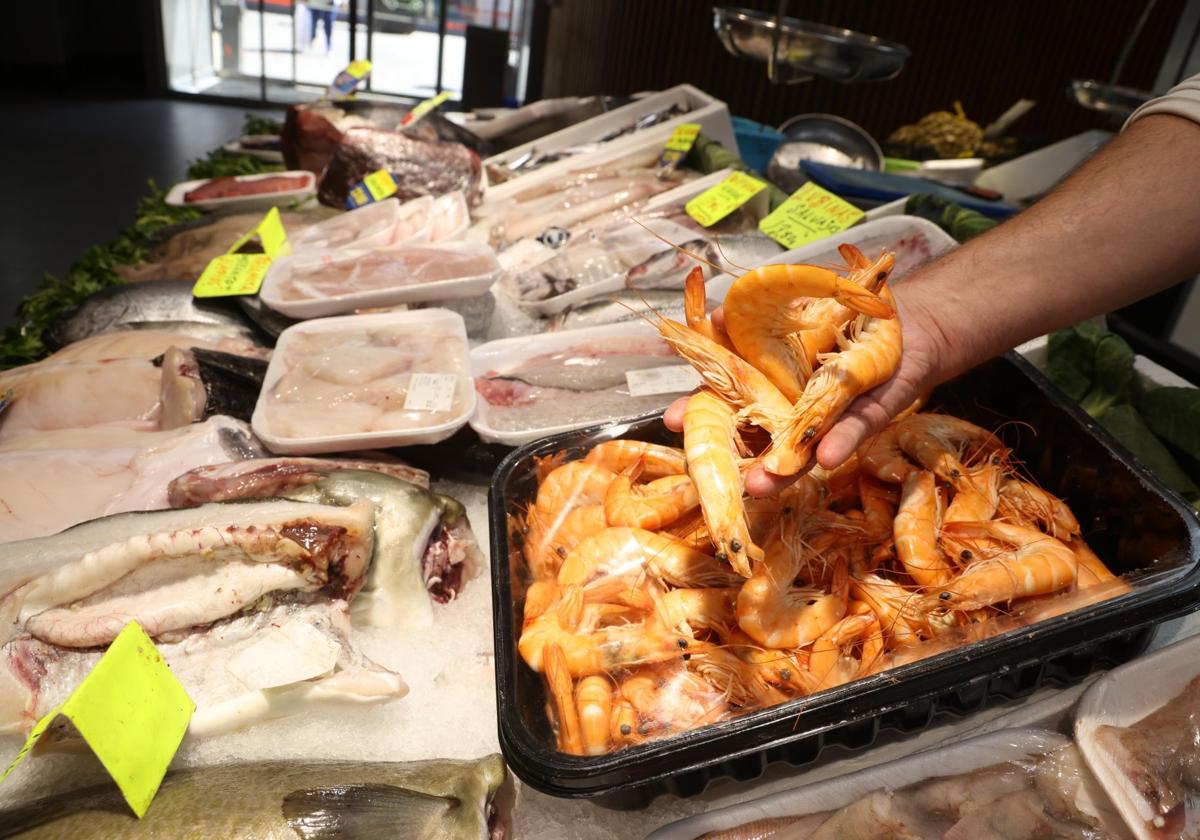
[[283, 784, 455, 840]]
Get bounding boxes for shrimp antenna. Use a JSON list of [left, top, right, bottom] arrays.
[[630, 216, 725, 275], [712, 236, 752, 274]]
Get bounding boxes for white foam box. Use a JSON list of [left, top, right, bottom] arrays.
[[481, 84, 736, 204]]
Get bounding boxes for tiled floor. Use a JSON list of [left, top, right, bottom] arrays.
[[0, 97, 274, 325]]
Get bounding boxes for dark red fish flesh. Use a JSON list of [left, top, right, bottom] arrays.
[[184, 175, 310, 203]]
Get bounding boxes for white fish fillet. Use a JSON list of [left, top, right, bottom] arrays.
[[0, 417, 262, 543]]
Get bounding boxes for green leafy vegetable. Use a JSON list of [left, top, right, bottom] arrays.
[[185, 149, 284, 181], [904, 194, 998, 242], [242, 113, 283, 136], [1079, 332, 1136, 418], [1139, 387, 1200, 467], [1046, 326, 1097, 401], [1099, 405, 1200, 499], [0, 182, 201, 369]]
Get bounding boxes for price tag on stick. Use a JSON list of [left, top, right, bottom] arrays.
[[758, 182, 865, 249], [346, 169, 398, 209], [0, 622, 194, 818], [685, 172, 767, 228], [400, 91, 453, 127], [193, 208, 289, 298], [659, 123, 701, 169], [327, 59, 372, 100]]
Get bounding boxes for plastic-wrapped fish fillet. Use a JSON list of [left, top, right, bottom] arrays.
[[474, 335, 696, 433]]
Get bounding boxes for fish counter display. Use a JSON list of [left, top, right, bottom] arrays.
[[2, 86, 1200, 840]]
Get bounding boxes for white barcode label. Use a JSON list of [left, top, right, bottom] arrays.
[[625, 365, 703, 397], [403, 373, 457, 412]]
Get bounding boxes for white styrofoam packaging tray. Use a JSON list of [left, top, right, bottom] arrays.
[[165, 170, 317, 211], [648, 728, 1125, 839], [1075, 633, 1200, 840], [483, 84, 736, 200], [469, 320, 700, 446], [222, 134, 285, 162], [251, 309, 475, 453], [704, 214, 959, 300], [498, 167, 754, 318], [259, 239, 502, 319], [1017, 333, 1197, 390], [288, 197, 406, 256]]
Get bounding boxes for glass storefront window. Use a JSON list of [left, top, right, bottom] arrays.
[[159, 0, 530, 105]]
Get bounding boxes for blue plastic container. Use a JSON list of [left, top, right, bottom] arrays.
[[731, 116, 783, 174]]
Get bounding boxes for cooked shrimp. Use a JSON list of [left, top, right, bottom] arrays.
[[684, 390, 763, 577], [545, 643, 584, 754], [649, 586, 738, 637], [558, 526, 744, 607], [691, 646, 791, 708], [1070, 537, 1124, 589], [683, 266, 735, 351], [583, 440, 686, 480], [575, 675, 614, 755], [535, 461, 617, 516], [896, 414, 1005, 490], [858, 475, 897, 541], [612, 662, 730, 743], [737, 557, 849, 649], [850, 574, 927, 647], [523, 579, 562, 623], [923, 521, 1079, 610], [654, 316, 791, 435], [859, 423, 919, 484], [722, 628, 812, 695], [998, 478, 1081, 540], [525, 503, 608, 580], [604, 460, 699, 530], [518, 604, 686, 677], [943, 461, 1004, 524], [761, 284, 903, 476], [807, 613, 881, 691], [723, 261, 896, 401], [894, 470, 954, 587]]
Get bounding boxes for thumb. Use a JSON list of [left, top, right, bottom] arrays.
[[815, 376, 923, 469]]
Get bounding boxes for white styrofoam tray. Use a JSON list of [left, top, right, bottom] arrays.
[[251, 309, 474, 453], [648, 728, 1120, 840], [165, 170, 316, 211], [704, 214, 959, 300], [499, 167, 759, 319], [469, 320, 697, 446], [1076, 633, 1200, 840], [1017, 333, 1197, 390], [288, 196, 407, 256], [483, 84, 736, 200], [259, 239, 501, 319], [222, 134, 285, 162]]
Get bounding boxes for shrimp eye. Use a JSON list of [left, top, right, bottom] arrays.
[[677, 638, 689, 649], [555, 546, 567, 558], [949, 468, 961, 478], [620, 724, 632, 735], [730, 539, 743, 552], [960, 549, 973, 561], [803, 427, 818, 441], [715, 551, 728, 563], [877, 271, 887, 281], [779, 669, 792, 680], [939, 592, 952, 601], [682, 653, 692, 661]]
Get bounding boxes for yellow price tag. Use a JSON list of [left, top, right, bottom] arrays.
[[226, 207, 289, 259], [401, 91, 453, 126], [327, 60, 373, 99], [363, 169, 398, 201], [685, 172, 767, 228], [345, 59, 372, 79], [192, 254, 273, 298], [1, 622, 194, 818], [664, 123, 701, 154], [758, 182, 864, 249]]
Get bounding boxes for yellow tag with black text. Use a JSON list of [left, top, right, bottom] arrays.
[[758, 182, 865, 249], [328, 59, 372, 99], [0, 622, 194, 818], [225, 207, 288, 259], [685, 172, 767, 227], [192, 254, 273, 298], [659, 123, 701, 168]]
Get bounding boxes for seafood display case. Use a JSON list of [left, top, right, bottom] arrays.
[[489, 352, 1200, 807]]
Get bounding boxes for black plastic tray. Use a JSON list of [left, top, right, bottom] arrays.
[[488, 353, 1200, 808]]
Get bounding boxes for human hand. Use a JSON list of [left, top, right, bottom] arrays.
[[663, 288, 953, 496]]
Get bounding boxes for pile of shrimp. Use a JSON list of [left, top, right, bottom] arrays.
[[511, 417, 1129, 756]]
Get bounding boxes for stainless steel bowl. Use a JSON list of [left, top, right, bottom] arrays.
[[714, 6, 910, 85], [768, 113, 883, 193], [1069, 79, 1153, 118]]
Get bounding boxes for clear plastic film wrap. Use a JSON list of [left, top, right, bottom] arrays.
[[677, 733, 1131, 840], [259, 317, 472, 442], [507, 419, 1131, 759], [288, 195, 409, 255]]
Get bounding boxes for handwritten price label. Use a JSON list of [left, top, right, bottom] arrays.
[[659, 123, 701, 168], [192, 254, 273, 298], [346, 169, 398, 209], [685, 172, 767, 228], [758, 182, 864, 249], [226, 207, 288, 259]]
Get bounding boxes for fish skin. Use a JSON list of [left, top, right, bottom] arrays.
[[483, 351, 680, 392], [166, 457, 430, 507], [44, 280, 255, 350], [0, 754, 509, 840]]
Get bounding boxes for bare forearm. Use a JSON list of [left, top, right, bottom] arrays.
[[901, 114, 1200, 380]]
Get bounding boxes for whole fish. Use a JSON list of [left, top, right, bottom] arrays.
[[551, 290, 696, 332], [480, 337, 678, 392], [44, 280, 259, 350], [156, 347, 269, 428], [0, 754, 509, 839], [167, 457, 431, 507], [625, 233, 786, 291]]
